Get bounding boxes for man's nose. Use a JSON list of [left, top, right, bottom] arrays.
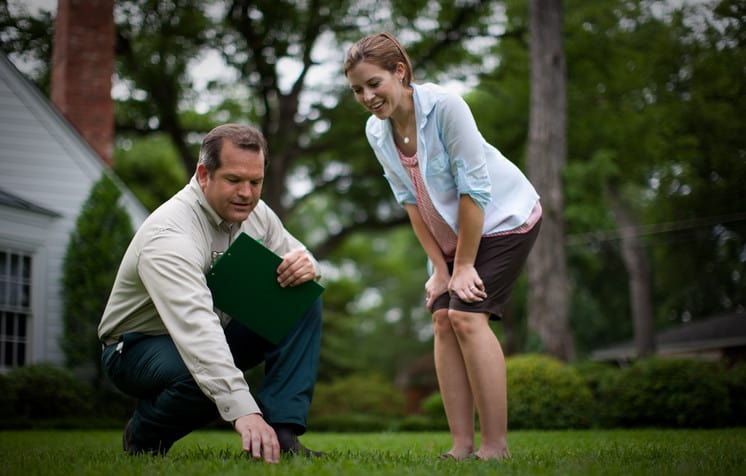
[[237, 181, 252, 196]]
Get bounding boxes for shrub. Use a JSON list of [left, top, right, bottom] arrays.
[[396, 414, 448, 432], [572, 360, 619, 396], [61, 173, 134, 376], [308, 414, 395, 433], [421, 391, 444, 419], [91, 385, 136, 422], [419, 355, 594, 430], [599, 357, 731, 428], [506, 354, 594, 429], [725, 363, 746, 426], [308, 373, 406, 432], [0, 373, 15, 420], [571, 360, 621, 426], [420, 392, 449, 429], [2, 364, 94, 422], [310, 373, 405, 418]]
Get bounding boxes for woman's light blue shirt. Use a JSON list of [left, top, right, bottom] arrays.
[[365, 82, 540, 236]]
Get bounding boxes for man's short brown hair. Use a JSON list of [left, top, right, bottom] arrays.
[[199, 124, 269, 175]]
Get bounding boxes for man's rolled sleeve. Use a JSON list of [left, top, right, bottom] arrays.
[[213, 388, 261, 421]]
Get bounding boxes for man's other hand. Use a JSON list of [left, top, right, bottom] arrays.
[[277, 249, 316, 287]]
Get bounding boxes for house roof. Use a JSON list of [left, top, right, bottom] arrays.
[[0, 51, 148, 226], [590, 313, 746, 361], [0, 187, 60, 217]]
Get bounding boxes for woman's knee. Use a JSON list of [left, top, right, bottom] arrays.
[[447, 309, 484, 338], [431, 309, 453, 335]]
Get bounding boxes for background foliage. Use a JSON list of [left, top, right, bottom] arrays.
[[1, 0, 744, 389], [60, 174, 134, 380], [2, 356, 744, 430], [597, 357, 733, 428]]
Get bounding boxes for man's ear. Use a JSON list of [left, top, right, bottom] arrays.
[[196, 163, 209, 189]]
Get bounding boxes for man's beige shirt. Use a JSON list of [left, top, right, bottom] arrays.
[[98, 176, 320, 422]]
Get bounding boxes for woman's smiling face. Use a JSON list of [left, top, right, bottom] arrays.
[[346, 61, 405, 119]]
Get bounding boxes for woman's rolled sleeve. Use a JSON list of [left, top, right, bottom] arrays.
[[441, 96, 493, 209]]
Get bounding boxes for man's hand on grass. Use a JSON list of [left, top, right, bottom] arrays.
[[233, 413, 280, 463]]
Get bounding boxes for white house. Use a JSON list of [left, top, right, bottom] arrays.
[[0, 52, 147, 371]]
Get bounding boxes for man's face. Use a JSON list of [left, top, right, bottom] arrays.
[[197, 139, 264, 224]]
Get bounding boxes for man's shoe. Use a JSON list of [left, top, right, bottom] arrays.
[[122, 418, 171, 456], [274, 425, 326, 458]]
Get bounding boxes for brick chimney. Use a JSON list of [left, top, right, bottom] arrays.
[[51, 0, 115, 166]]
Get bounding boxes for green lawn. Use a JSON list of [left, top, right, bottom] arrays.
[[1, 428, 744, 475]]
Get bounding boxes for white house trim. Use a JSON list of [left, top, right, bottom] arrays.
[[0, 52, 148, 370]]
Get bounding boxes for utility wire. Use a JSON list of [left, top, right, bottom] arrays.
[[566, 212, 746, 247]]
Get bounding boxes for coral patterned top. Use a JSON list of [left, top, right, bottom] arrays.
[[398, 148, 542, 261]]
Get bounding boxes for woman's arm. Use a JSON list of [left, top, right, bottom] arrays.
[[450, 195, 487, 302], [404, 203, 450, 309]]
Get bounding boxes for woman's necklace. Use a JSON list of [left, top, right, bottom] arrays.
[[396, 123, 413, 145]]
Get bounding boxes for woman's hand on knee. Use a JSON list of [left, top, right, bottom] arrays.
[[449, 265, 487, 302], [425, 271, 450, 310]]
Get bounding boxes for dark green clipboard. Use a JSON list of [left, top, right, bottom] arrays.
[[206, 232, 324, 344]]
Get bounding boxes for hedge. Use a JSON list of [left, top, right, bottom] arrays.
[[421, 354, 594, 430], [4, 356, 745, 431], [597, 357, 732, 428]]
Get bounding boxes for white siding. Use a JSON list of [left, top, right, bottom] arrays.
[[0, 53, 148, 367], [0, 205, 56, 367]]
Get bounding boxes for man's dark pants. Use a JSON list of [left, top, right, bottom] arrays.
[[101, 299, 323, 451]]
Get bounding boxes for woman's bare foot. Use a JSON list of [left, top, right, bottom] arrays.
[[438, 446, 474, 461], [474, 447, 511, 461]]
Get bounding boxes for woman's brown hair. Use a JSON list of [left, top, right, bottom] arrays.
[[344, 32, 414, 85]]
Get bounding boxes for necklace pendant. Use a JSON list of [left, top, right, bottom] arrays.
[[403, 136, 410, 144]]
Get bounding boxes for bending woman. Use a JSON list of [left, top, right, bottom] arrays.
[[344, 32, 542, 461]]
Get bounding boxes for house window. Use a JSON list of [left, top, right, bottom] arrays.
[[0, 250, 31, 369]]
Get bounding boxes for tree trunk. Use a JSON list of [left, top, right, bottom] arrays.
[[606, 184, 656, 357], [526, 0, 574, 361]]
